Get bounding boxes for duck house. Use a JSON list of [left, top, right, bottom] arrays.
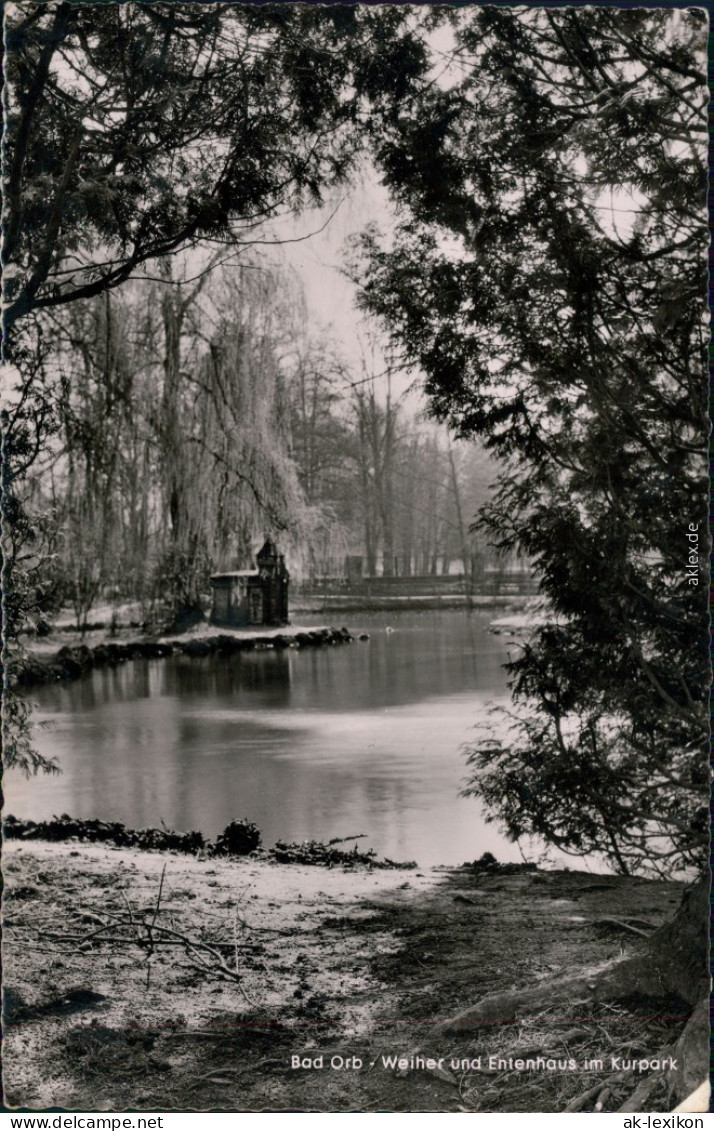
[[210, 540, 289, 628]]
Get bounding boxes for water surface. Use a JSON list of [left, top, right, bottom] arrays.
[[9, 610, 531, 866]]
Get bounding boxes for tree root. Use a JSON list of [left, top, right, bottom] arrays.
[[617, 1072, 666, 1113], [438, 876, 708, 1035], [564, 1080, 611, 1113], [435, 876, 709, 1113], [594, 917, 651, 938]]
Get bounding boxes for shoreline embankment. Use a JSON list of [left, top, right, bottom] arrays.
[[16, 624, 359, 689]]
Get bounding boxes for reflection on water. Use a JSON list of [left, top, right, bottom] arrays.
[[8, 610, 527, 866]]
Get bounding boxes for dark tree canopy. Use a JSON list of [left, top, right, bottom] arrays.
[[1, 3, 423, 329], [353, 6, 708, 875]]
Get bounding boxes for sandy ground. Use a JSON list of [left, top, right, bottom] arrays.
[[2, 839, 691, 1113]]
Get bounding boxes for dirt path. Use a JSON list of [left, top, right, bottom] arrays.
[[3, 841, 687, 1112]]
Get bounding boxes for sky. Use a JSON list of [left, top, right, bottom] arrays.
[[256, 169, 424, 410]]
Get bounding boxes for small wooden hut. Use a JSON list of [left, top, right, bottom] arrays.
[[210, 540, 289, 627]]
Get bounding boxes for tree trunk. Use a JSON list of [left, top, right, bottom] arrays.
[[160, 270, 186, 550], [447, 442, 473, 597]]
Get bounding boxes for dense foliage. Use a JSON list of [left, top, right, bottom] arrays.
[[2, 3, 371, 327], [354, 7, 708, 874]]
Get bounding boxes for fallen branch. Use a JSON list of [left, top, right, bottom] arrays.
[[594, 917, 651, 938], [36, 931, 260, 951], [34, 867, 261, 1004]]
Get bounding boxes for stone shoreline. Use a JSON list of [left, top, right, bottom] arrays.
[[16, 624, 359, 688]]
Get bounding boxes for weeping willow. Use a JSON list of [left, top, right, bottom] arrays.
[[50, 260, 327, 622], [188, 271, 309, 570]]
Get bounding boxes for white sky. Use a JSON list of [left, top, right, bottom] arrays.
[[256, 171, 424, 409]]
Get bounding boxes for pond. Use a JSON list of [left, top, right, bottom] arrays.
[[8, 610, 533, 867]]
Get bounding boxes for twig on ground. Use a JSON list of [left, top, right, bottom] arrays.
[[149, 864, 167, 932], [33, 868, 259, 1004], [118, 889, 139, 940]]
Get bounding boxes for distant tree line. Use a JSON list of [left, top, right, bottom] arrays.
[[24, 258, 499, 631]]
